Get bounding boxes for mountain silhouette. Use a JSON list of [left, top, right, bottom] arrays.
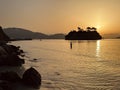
[[0, 26, 10, 41], [3, 28, 65, 40]]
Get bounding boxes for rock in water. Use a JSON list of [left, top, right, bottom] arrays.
[[22, 67, 41, 89]]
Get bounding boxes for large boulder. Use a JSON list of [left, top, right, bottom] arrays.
[[22, 67, 41, 89]]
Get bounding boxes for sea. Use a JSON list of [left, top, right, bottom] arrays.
[[7, 39, 120, 90]]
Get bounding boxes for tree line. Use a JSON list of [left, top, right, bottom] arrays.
[[65, 26, 102, 40]]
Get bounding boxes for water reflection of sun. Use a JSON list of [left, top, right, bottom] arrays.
[[96, 40, 100, 57]]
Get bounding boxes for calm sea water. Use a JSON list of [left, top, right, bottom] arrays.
[[11, 39, 120, 90]]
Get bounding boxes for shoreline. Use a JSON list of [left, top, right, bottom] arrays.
[[0, 42, 41, 90]]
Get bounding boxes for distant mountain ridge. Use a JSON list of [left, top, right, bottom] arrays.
[[3, 28, 65, 40], [102, 34, 120, 39]]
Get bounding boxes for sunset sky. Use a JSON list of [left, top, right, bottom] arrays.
[[0, 0, 120, 34]]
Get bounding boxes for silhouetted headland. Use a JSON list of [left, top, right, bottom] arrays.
[[65, 27, 102, 40], [0, 26, 10, 41]]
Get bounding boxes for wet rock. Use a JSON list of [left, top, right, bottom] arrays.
[[22, 67, 41, 89], [0, 71, 21, 82], [0, 81, 13, 90], [0, 44, 25, 66], [33, 58, 37, 61], [2, 45, 24, 56], [5, 54, 25, 66], [0, 54, 24, 66], [55, 72, 60, 75]]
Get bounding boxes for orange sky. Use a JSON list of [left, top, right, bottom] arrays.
[[0, 0, 120, 34]]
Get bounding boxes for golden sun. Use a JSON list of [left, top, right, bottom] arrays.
[[96, 25, 101, 29]]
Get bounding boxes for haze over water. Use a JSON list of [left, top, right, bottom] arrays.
[[11, 39, 120, 90]]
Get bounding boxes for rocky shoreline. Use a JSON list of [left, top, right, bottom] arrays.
[[0, 42, 41, 90], [0, 43, 24, 66], [0, 26, 41, 90]]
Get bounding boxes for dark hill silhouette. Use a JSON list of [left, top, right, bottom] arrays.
[[3, 28, 48, 40], [65, 27, 102, 40], [0, 26, 10, 41], [48, 33, 65, 39], [102, 34, 120, 39], [3, 28, 65, 40]]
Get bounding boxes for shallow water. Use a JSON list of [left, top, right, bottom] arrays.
[[11, 39, 120, 90]]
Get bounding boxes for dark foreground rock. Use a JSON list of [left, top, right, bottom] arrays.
[[22, 67, 41, 89], [0, 43, 25, 66], [0, 26, 41, 89], [0, 67, 41, 89], [0, 71, 21, 82], [0, 81, 13, 90]]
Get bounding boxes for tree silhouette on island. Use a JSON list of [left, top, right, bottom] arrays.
[[65, 26, 102, 40]]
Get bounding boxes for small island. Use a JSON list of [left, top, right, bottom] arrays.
[[65, 27, 102, 40]]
